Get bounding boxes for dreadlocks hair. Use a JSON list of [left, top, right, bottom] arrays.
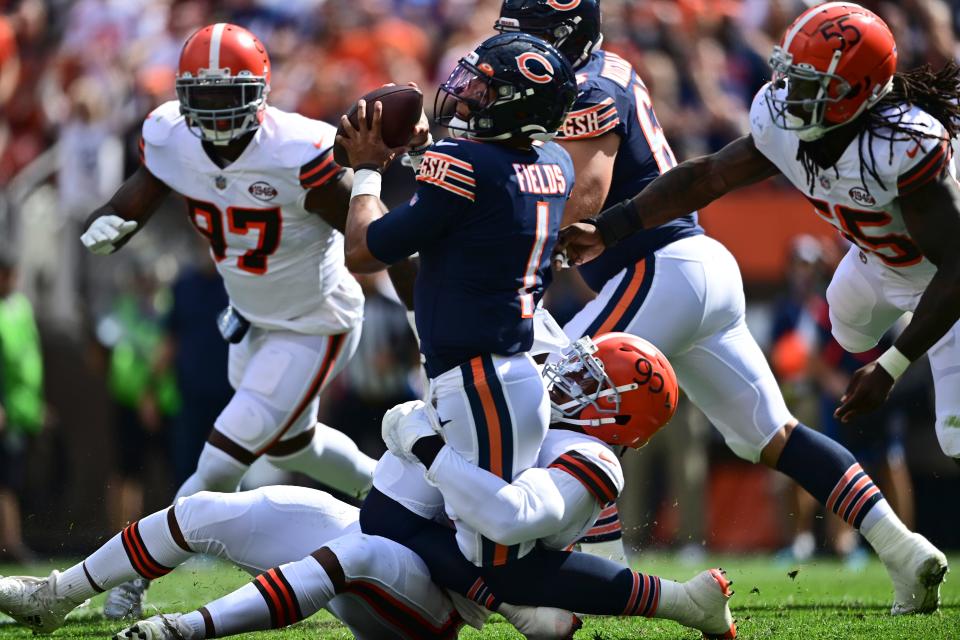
[[796, 61, 960, 195]]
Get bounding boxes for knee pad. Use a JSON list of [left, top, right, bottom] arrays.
[[215, 389, 287, 450], [325, 534, 402, 583], [825, 267, 888, 354]]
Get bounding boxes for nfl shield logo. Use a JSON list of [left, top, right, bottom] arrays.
[[215, 175, 227, 190]]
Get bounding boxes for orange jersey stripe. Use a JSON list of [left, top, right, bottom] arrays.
[[300, 153, 335, 181], [425, 152, 473, 171], [416, 175, 476, 201], [898, 141, 948, 189], [561, 454, 617, 503], [565, 97, 615, 119]]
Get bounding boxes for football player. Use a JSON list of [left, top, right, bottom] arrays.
[[79, 24, 384, 617], [0, 337, 731, 639], [336, 32, 579, 570], [560, 2, 953, 614]]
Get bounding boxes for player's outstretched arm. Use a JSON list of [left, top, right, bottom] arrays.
[[597, 134, 779, 244], [836, 172, 960, 422], [80, 165, 170, 255], [558, 135, 779, 266]]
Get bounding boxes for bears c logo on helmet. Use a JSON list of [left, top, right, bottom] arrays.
[[516, 52, 555, 84], [546, 0, 581, 10]]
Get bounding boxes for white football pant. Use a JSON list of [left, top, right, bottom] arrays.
[[827, 244, 960, 457], [565, 234, 793, 462]]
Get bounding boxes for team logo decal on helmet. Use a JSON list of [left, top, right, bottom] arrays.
[[516, 52, 555, 84], [546, 0, 581, 10], [496, 0, 603, 69], [434, 32, 577, 142]]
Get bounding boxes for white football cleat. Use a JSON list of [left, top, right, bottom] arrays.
[[882, 532, 948, 615], [0, 570, 84, 633], [113, 613, 197, 640], [676, 568, 736, 639], [498, 603, 582, 640]]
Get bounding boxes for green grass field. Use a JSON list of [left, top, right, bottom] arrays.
[[1, 553, 958, 639]]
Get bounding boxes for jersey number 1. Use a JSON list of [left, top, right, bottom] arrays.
[[520, 201, 551, 318], [186, 199, 282, 275]]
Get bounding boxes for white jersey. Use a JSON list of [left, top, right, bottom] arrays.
[[426, 428, 624, 561], [751, 83, 956, 284], [142, 101, 363, 335]]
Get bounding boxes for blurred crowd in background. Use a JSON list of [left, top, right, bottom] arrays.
[[1, 0, 959, 564]]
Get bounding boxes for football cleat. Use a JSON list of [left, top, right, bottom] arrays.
[[113, 613, 196, 640], [104, 578, 149, 620], [678, 568, 736, 639], [0, 570, 84, 633], [498, 603, 582, 640], [882, 533, 948, 615]]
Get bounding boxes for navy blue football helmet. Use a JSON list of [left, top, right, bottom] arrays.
[[495, 0, 602, 69], [434, 32, 577, 142]]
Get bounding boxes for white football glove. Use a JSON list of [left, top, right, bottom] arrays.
[[80, 215, 138, 255], [381, 400, 441, 463]]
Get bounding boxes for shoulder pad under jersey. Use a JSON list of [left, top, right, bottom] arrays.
[[748, 83, 777, 146], [267, 107, 339, 171], [141, 101, 184, 147]]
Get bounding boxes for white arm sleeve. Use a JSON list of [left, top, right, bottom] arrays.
[[426, 445, 590, 546]]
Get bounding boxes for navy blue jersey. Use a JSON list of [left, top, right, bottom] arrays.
[[367, 138, 573, 377], [557, 50, 703, 292]]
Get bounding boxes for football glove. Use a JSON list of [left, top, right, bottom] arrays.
[[381, 400, 441, 463], [81, 215, 138, 255]]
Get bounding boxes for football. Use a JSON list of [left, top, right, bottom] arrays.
[[333, 85, 424, 167]]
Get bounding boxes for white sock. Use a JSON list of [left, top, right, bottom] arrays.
[[268, 424, 375, 497], [63, 508, 191, 599], [650, 578, 684, 621], [275, 555, 337, 618], [180, 611, 208, 638], [54, 563, 99, 603], [203, 558, 336, 637], [861, 501, 912, 560], [204, 581, 274, 636], [858, 497, 894, 538]]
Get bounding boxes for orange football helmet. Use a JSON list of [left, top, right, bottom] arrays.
[[767, 2, 897, 141], [176, 23, 271, 144], [545, 333, 678, 448]]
